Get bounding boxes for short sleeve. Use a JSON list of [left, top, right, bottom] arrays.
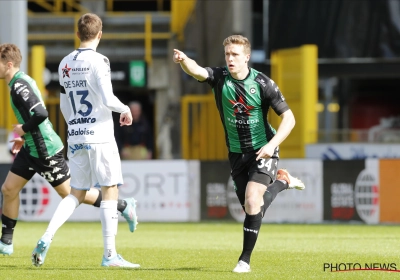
[[12, 79, 42, 111], [257, 76, 289, 116], [199, 67, 226, 88], [95, 56, 112, 81]]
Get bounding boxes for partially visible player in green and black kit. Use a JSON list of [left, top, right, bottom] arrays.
[[0, 44, 137, 257], [9, 71, 64, 159], [173, 35, 306, 273]]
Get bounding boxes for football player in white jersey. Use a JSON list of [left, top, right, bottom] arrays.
[[0, 44, 136, 258], [32, 13, 140, 268]]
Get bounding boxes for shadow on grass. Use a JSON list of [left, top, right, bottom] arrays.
[[0, 265, 227, 273], [140, 267, 226, 273]]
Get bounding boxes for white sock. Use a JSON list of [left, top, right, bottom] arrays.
[[100, 200, 118, 260], [44, 194, 79, 239]]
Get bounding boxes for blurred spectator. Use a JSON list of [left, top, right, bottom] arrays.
[[117, 101, 153, 160]]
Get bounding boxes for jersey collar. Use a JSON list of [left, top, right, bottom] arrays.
[[8, 71, 23, 87], [76, 48, 95, 52], [225, 66, 252, 81]]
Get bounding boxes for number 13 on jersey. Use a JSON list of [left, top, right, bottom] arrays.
[[68, 90, 92, 117]]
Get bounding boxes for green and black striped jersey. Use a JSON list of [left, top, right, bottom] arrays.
[[9, 72, 63, 158], [203, 66, 289, 153]]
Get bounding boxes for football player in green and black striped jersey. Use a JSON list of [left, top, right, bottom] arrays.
[[174, 35, 305, 273], [0, 44, 137, 257]]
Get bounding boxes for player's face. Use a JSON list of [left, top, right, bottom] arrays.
[[224, 44, 250, 78]]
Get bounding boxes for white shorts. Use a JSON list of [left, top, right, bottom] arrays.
[[67, 142, 123, 190]]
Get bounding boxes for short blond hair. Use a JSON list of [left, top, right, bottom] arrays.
[[78, 13, 102, 42], [0, 44, 22, 68], [223, 35, 251, 54]]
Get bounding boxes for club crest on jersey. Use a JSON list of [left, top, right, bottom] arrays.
[[62, 64, 71, 78]]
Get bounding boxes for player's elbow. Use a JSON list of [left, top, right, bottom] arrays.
[[188, 67, 208, 81], [36, 114, 48, 126], [290, 116, 296, 128], [35, 106, 49, 120], [290, 116, 296, 130], [281, 109, 296, 129], [42, 110, 49, 119], [103, 99, 114, 109]]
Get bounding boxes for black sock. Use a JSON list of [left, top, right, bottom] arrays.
[[93, 190, 102, 208], [262, 180, 288, 215], [92, 190, 127, 213], [239, 212, 262, 265], [1, 215, 17, 245], [117, 199, 127, 213]]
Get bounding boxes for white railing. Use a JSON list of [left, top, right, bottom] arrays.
[[315, 129, 400, 143]]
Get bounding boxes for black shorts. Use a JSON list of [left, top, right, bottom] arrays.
[[228, 147, 280, 204], [11, 147, 70, 187]]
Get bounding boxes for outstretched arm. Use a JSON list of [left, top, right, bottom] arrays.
[[173, 49, 209, 81]]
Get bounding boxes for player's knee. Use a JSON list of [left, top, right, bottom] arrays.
[[1, 183, 18, 198], [58, 191, 69, 198], [245, 193, 258, 206], [54, 183, 71, 198], [71, 188, 87, 204], [244, 196, 260, 214]]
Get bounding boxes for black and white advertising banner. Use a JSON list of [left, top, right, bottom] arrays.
[[200, 161, 232, 220], [201, 159, 323, 223], [323, 159, 379, 224], [262, 159, 323, 223], [3, 160, 200, 222]]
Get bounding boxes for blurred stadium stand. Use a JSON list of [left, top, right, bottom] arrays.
[[27, 1, 172, 63], [0, 0, 399, 161]]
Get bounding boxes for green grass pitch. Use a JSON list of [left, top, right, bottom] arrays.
[[0, 222, 399, 279]]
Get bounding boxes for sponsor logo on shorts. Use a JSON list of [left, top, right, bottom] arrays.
[[52, 167, 61, 173], [55, 174, 66, 180], [69, 143, 92, 154]]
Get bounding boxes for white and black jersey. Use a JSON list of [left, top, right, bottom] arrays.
[[58, 48, 129, 144]]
